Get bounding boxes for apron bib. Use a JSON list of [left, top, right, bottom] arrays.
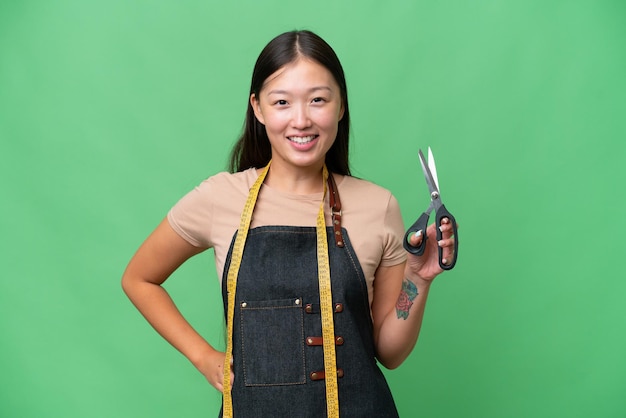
[[218, 172, 398, 417]]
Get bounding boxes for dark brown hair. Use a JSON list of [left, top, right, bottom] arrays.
[[228, 30, 351, 175]]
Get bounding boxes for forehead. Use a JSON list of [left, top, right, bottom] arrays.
[[261, 58, 339, 93]]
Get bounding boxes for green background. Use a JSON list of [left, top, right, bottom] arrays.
[[1, 1, 625, 417]]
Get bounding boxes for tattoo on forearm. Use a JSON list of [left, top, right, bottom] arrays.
[[396, 279, 419, 320]]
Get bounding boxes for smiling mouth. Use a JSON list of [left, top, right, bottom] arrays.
[[288, 135, 318, 144]]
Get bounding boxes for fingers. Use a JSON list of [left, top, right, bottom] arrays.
[[439, 217, 460, 233], [221, 356, 235, 392], [198, 350, 235, 393], [408, 221, 452, 248], [230, 357, 235, 390], [439, 237, 455, 267], [406, 218, 457, 265], [438, 217, 454, 235], [441, 249, 455, 266], [408, 229, 423, 247], [437, 218, 456, 265]]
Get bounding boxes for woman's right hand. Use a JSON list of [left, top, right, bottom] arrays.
[[197, 349, 234, 392]]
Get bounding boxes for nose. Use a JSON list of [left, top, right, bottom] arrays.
[[291, 103, 311, 129]]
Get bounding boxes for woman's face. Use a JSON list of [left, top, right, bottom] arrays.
[[251, 58, 344, 173]]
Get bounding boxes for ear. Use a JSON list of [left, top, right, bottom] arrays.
[[338, 102, 345, 122], [250, 93, 265, 125]]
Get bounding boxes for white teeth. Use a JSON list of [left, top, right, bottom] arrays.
[[288, 135, 316, 144]]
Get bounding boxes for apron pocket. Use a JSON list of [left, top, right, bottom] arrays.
[[239, 297, 306, 386]]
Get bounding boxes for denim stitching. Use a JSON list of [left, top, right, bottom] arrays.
[[240, 299, 306, 386]]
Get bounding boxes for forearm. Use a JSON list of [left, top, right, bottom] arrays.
[[122, 278, 217, 368], [374, 217, 456, 368], [375, 275, 432, 369]]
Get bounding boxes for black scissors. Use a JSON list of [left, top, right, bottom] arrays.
[[403, 147, 459, 270]]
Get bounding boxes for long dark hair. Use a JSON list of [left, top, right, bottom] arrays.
[[228, 30, 351, 175]]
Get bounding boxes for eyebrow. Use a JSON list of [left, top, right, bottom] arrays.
[[267, 86, 333, 95]]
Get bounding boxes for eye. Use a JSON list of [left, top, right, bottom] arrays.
[[312, 97, 326, 103], [274, 99, 288, 106]]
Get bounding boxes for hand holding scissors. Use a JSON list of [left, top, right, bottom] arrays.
[[403, 147, 459, 270]]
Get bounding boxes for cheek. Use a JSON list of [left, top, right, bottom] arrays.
[[262, 111, 289, 132], [317, 110, 342, 131]]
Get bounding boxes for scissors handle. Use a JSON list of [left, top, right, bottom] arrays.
[[436, 204, 458, 270], [403, 206, 459, 270], [403, 212, 430, 255]]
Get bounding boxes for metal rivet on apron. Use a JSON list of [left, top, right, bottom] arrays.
[[295, 298, 301, 305], [335, 336, 344, 345], [241, 302, 247, 308], [305, 304, 313, 313], [334, 303, 343, 313], [306, 337, 314, 345]]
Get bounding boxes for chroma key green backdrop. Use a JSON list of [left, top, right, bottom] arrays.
[[1, 1, 625, 417]]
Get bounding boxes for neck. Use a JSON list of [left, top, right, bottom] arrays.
[[262, 163, 326, 195]]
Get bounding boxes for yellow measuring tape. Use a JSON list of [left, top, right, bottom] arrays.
[[316, 167, 340, 418], [222, 162, 339, 418]]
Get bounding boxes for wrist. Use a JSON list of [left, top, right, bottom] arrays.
[[405, 272, 431, 290], [406, 277, 432, 302], [188, 343, 218, 370]]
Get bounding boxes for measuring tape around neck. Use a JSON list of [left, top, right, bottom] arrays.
[[222, 163, 339, 418]]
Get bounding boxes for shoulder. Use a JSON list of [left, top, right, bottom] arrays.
[[183, 168, 259, 205], [334, 174, 403, 235], [336, 175, 398, 209], [167, 168, 259, 247], [202, 168, 259, 191], [338, 174, 393, 193]]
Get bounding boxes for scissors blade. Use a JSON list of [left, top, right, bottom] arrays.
[[418, 149, 429, 181], [428, 147, 440, 192], [418, 149, 440, 197]]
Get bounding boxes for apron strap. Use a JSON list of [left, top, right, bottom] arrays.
[[327, 173, 344, 248]]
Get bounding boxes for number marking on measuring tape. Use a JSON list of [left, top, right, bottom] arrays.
[[222, 163, 339, 418], [222, 163, 270, 418], [317, 166, 340, 418]]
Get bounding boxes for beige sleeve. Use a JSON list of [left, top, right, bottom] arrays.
[[380, 193, 408, 267], [166, 178, 216, 248], [166, 170, 253, 258]]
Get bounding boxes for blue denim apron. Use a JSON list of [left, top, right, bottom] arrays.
[[219, 223, 399, 417]]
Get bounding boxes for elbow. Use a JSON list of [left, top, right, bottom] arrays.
[[120, 271, 135, 297], [375, 338, 415, 370], [385, 359, 403, 370], [375, 348, 408, 370], [121, 275, 130, 296], [374, 330, 417, 370], [377, 356, 404, 371]]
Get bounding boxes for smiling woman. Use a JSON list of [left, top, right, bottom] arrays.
[[121, 30, 456, 417]]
